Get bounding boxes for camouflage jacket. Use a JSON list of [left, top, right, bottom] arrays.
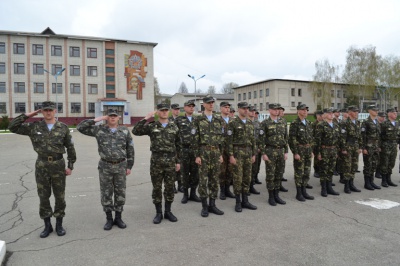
[[9, 114, 76, 166], [77, 119, 134, 169], [174, 115, 195, 146], [216, 114, 232, 152], [338, 118, 362, 151], [259, 117, 288, 154], [191, 113, 224, 158], [311, 120, 321, 138], [226, 116, 256, 157], [361, 116, 381, 149], [380, 119, 400, 144], [315, 120, 340, 156], [252, 119, 262, 149], [288, 117, 313, 155], [132, 119, 181, 163]]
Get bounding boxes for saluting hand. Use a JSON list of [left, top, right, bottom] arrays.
[[175, 164, 181, 172], [144, 111, 157, 120], [262, 154, 270, 162], [251, 155, 255, 163], [26, 109, 42, 118], [229, 156, 236, 165], [126, 169, 131, 175], [94, 116, 108, 122], [294, 154, 301, 160]]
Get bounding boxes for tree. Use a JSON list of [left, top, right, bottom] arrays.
[[208, 85, 216, 94], [178, 82, 188, 93], [0, 115, 10, 131], [377, 55, 400, 110], [220, 82, 239, 94], [154, 77, 161, 107]]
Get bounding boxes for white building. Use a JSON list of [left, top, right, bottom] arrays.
[[170, 93, 234, 113]]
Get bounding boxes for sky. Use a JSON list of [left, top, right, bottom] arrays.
[[1, 0, 400, 95]]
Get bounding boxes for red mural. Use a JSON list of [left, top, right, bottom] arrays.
[[124, 50, 147, 100]]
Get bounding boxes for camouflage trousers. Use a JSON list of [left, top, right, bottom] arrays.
[[98, 160, 127, 212], [264, 147, 285, 190], [198, 147, 221, 199], [181, 147, 199, 189], [230, 146, 252, 195], [313, 147, 321, 174], [319, 147, 337, 182], [150, 153, 176, 204], [339, 145, 360, 181], [379, 142, 398, 175], [363, 145, 380, 176], [293, 146, 312, 187], [219, 150, 232, 186], [251, 151, 261, 180], [35, 158, 66, 219]]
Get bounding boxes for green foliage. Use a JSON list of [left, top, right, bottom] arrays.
[[0, 115, 10, 131]]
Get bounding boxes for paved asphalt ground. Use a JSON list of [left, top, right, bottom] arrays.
[[1, 129, 400, 266]]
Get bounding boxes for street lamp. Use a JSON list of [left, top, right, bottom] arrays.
[[44, 67, 65, 119], [187, 74, 205, 112]]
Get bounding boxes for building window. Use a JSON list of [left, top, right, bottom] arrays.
[[14, 63, 25, 74], [0, 82, 5, 93], [259, 89, 263, 98], [248, 92, 251, 100], [266, 88, 270, 96], [52, 64, 62, 75], [238, 94, 241, 101], [87, 48, 97, 58], [331, 103, 335, 107], [0, 42, 5, 54], [105, 49, 114, 55], [106, 57, 114, 64], [337, 103, 341, 109], [106, 76, 115, 82], [88, 66, 97, 76], [32, 44, 43, 55], [52, 83, 63, 94], [13, 43, 25, 54], [337, 90, 341, 98], [254, 104, 257, 110], [69, 46, 80, 57], [34, 82, 44, 93], [331, 90, 334, 97], [0, 102, 6, 113], [34, 102, 43, 110], [0, 62, 5, 74], [243, 93, 246, 100], [88, 102, 95, 113], [15, 102, 26, 113], [298, 88, 302, 97], [106, 93, 115, 98], [298, 102, 302, 107], [33, 64, 44, 75], [291, 88, 295, 96], [57, 103, 63, 113], [70, 83, 81, 94], [71, 103, 81, 113], [51, 45, 62, 56], [106, 85, 115, 90], [266, 102, 269, 109], [88, 84, 98, 94], [254, 91, 257, 98], [14, 82, 25, 93], [106, 67, 114, 73], [291, 101, 295, 107], [70, 65, 80, 76], [259, 103, 263, 111], [343, 91, 346, 98]]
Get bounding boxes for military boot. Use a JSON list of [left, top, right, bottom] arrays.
[[164, 201, 178, 222], [282, 177, 288, 182], [268, 189, 276, 206], [375, 169, 382, 178], [249, 183, 260, 195], [295, 186, 305, 202], [381, 174, 389, 188], [306, 183, 313, 189], [181, 189, 189, 204], [349, 179, 361, 192], [241, 193, 257, 210], [178, 181, 184, 193], [274, 189, 286, 205], [301, 186, 314, 200], [279, 181, 288, 192], [219, 185, 226, 200], [114, 211, 127, 228], [235, 195, 242, 212], [208, 199, 224, 215], [320, 181, 327, 197], [339, 173, 345, 184], [387, 174, 398, 187], [55, 217, 66, 236], [104, 211, 113, 230], [173, 183, 177, 194], [327, 181, 340, 195], [344, 180, 351, 194], [370, 175, 381, 189], [201, 198, 209, 217], [225, 185, 235, 198], [254, 175, 262, 184], [364, 175, 374, 190], [189, 187, 201, 202], [153, 203, 163, 224], [40, 217, 53, 238]]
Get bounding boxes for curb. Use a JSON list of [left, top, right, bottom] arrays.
[[0, 240, 5, 265]]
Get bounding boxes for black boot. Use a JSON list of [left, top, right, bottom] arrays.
[[153, 203, 163, 224], [375, 169, 382, 178], [344, 180, 351, 194], [282, 177, 288, 182], [268, 189, 276, 206], [249, 184, 260, 195], [201, 198, 209, 217], [370, 175, 381, 189], [306, 183, 313, 189], [320, 181, 327, 197], [235, 195, 242, 212], [279, 181, 288, 192], [114, 211, 127, 228], [327, 181, 340, 195], [339, 174, 345, 184], [189, 187, 201, 202], [314, 172, 320, 178], [104, 211, 114, 230], [296, 186, 305, 202], [255, 175, 262, 184], [241, 193, 257, 210], [349, 179, 361, 192], [387, 174, 398, 187], [164, 201, 178, 222], [55, 217, 66, 236], [302, 186, 314, 200], [381, 174, 389, 187], [219, 185, 226, 200], [181, 189, 189, 204], [208, 198, 224, 215], [173, 183, 177, 194], [178, 181, 184, 193], [225, 185, 235, 198], [364, 175, 374, 190], [274, 189, 286, 205], [40, 217, 53, 238]]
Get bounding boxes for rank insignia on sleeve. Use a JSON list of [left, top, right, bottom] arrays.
[[227, 130, 232, 135], [191, 128, 196, 134], [341, 129, 346, 133], [361, 128, 365, 132]]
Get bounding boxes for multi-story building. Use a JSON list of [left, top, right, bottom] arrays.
[[170, 93, 234, 113], [0, 27, 157, 124]]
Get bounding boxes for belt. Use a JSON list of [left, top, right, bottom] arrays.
[[298, 144, 311, 147], [152, 152, 176, 158], [382, 140, 397, 143], [266, 145, 284, 149], [182, 144, 191, 148], [233, 145, 250, 148], [38, 154, 63, 162], [321, 145, 335, 149], [101, 158, 126, 164], [201, 145, 219, 150]]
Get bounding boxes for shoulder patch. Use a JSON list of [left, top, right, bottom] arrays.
[[227, 130, 232, 135], [259, 129, 264, 135], [341, 129, 346, 133], [361, 128, 365, 132], [191, 128, 196, 135]]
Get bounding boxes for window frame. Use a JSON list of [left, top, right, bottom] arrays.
[[34, 82, 44, 93], [87, 66, 97, 76], [87, 48, 97, 58], [14, 63, 25, 74], [33, 63, 44, 75], [70, 83, 81, 94], [69, 46, 80, 57], [14, 82, 25, 93], [13, 43, 25, 54], [32, 44, 43, 55], [51, 45, 62, 56], [0, 102, 6, 113], [69, 65, 80, 76], [71, 102, 81, 113], [88, 84, 98, 94], [0, 62, 5, 74], [15, 102, 26, 113]]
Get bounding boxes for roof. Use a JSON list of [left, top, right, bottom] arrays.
[[234, 78, 349, 89], [172, 93, 234, 100]]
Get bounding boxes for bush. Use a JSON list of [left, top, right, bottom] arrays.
[[0, 115, 10, 131]]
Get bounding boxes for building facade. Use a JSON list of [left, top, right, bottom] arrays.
[[170, 93, 234, 113], [0, 27, 157, 125]]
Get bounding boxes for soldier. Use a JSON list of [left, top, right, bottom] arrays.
[[288, 104, 314, 201], [169, 103, 183, 193], [77, 109, 134, 230], [315, 108, 340, 197], [132, 103, 181, 224], [8, 101, 76, 238], [229, 107, 236, 118], [218, 101, 235, 200], [254, 109, 262, 185], [227, 102, 257, 212], [375, 111, 386, 179], [338, 106, 362, 193], [260, 103, 288, 206], [312, 110, 323, 178], [174, 101, 201, 204], [192, 96, 224, 217], [338, 108, 349, 184], [361, 105, 381, 190], [277, 104, 289, 191], [379, 108, 399, 187], [247, 106, 261, 194]]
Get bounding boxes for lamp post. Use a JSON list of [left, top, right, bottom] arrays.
[[44, 67, 65, 119], [187, 74, 205, 112]]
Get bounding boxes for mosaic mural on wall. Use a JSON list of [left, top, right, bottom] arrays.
[[124, 50, 147, 100]]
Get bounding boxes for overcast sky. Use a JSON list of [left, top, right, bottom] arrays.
[[2, 0, 400, 95]]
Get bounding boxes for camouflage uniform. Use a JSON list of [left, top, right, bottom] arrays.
[[218, 114, 235, 199], [77, 119, 134, 212], [169, 113, 183, 192], [251, 118, 262, 186], [312, 119, 322, 177], [9, 113, 76, 219]]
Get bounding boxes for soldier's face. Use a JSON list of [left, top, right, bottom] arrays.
[[220, 105, 230, 116], [158, 109, 169, 119], [229, 111, 235, 117], [107, 114, 119, 126], [388, 111, 397, 120], [238, 107, 248, 118], [348, 111, 358, 120], [172, 109, 180, 116], [203, 102, 214, 112], [248, 110, 255, 118], [42, 109, 56, 120], [184, 105, 195, 115], [269, 109, 279, 117], [325, 112, 334, 120]]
